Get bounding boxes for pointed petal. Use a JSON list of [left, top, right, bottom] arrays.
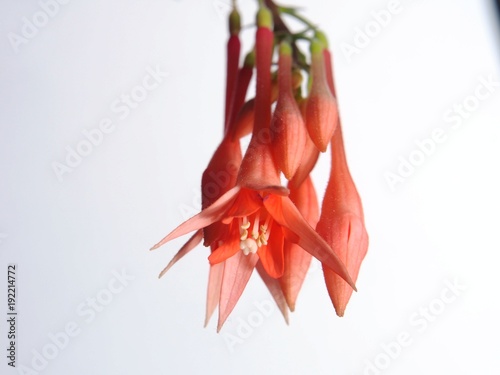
[[256, 261, 289, 324], [217, 252, 259, 332], [221, 188, 262, 223], [263, 194, 356, 291], [208, 221, 240, 265], [320, 214, 368, 316], [257, 223, 285, 278], [204, 262, 225, 327], [279, 176, 318, 310], [158, 229, 203, 278], [150, 186, 241, 250], [281, 241, 311, 311]]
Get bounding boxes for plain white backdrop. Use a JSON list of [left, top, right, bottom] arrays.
[[1, 0, 500, 374]]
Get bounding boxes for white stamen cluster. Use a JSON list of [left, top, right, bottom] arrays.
[[239, 216, 271, 255]]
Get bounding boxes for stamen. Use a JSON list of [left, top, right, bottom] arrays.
[[240, 216, 250, 241], [240, 238, 258, 255], [239, 213, 271, 254], [262, 215, 272, 231], [252, 212, 261, 240], [263, 218, 274, 245]]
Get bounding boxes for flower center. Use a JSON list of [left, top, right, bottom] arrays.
[[239, 214, 273, 255]]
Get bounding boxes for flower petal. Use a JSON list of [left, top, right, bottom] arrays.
[[208, 221, 240, 265], [257, 222, 285, 278], [279, 176, 318, 310], [158, 229, 203, 278], [204, 262, 225, 327], [263, 194, 356, 291], [221, 188, 262, 223], [320, 214, 368, 316], [281, 241, 311, 311], [150, 186, 241, 250], [217, 252, 259, 332], [255, 261, 289, 324]]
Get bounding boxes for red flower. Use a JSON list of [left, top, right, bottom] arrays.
[[151, 7, 355, 330], [316, 34, 369, 317], [316, 127, 368, 317], [270, 41, 307, 180], [152, 5, 369, 330], [305, 39, 339, 152]]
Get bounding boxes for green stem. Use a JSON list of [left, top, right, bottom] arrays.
[[262, 0, 310, 72], [279, 7, 318, 30]]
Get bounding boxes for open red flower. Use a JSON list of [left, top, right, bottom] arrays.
[[151, 7, 355, 330], [152, 3, 371, 332]]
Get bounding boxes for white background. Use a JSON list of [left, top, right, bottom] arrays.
[[1, 0, 500, 374]]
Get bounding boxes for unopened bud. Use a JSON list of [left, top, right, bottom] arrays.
[[229, 8, 241, 35], [243, 50, 255, 67], [271, 41, 307, 179], [257, 5, 273, 29], [305, 39, 339, 152], [314, 30, 329, 50]]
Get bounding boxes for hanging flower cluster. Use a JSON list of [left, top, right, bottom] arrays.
[[151, 1, 368, 331]]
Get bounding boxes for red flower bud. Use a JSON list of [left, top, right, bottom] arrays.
[[305, 39, 339, 152], [270, 41, 307, 180], [236, 11, 287, 195], [289, 97, 320, 188], [317, 126, 368, 317]]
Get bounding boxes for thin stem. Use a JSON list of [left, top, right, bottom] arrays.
[[263, 0, 309, 72], [279, 7, 318, 30]]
